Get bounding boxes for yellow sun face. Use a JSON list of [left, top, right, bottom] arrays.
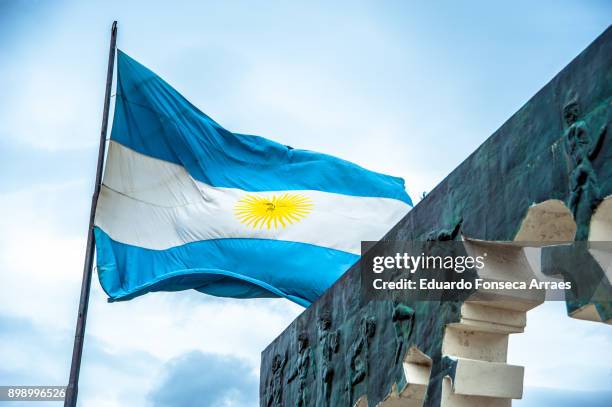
[[234, 193, 313, 230]]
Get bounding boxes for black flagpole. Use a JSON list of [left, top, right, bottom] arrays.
[[64, 20, 117, 407]]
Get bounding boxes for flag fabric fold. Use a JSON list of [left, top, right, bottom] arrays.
[[94, 50, 412, 307]]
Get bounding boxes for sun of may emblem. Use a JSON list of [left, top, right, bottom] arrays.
[[234, 193, 313, 230]]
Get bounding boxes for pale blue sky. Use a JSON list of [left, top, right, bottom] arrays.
[[0, 1, 611, 406]]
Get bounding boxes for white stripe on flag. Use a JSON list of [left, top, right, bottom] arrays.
[[95, 141, 410, 254]]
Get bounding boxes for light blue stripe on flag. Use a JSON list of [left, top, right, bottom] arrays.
[[111, 51, 412, 204], [95, 228, 358, 306]]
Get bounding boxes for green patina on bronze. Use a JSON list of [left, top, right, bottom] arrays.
[[261, 27, 612, 406]]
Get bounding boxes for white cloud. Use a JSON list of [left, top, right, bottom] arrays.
[[509, 302, 612, 391]]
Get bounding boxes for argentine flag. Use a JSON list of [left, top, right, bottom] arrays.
[[94, 51, 412, 307]]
